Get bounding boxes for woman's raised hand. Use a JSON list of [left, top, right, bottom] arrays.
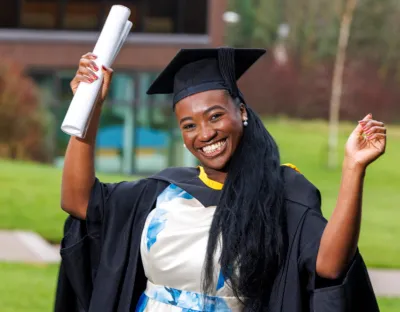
[[345, 113, 387, 169], [70, 52, 113, 105]]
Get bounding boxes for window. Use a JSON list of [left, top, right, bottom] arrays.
[[135, 0, 207, 34], [0, 0, 208, 34], [63, 0, 103, 30], [0, 1, 18, 28], [27, 69, 181, 174], [20, 0, 59, 29]]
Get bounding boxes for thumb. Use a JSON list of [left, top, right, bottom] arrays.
[[101, 65, 114, 98]]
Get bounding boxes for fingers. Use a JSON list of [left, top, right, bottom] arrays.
[[360, 118, 387, 152], [364, 125, 386, 136], [355, 113, 372, 133], [78, 56, 99, 79], [77, 64, 99, 82], [81, 52, 97, 60], [367, 133, 386, 140], [359, 119, 386, 135], [70, 52, 113, 101], [79, 53, 98, 72], [72, 74, 93, 84], [70, 53, 100, 89], [366, 132, 386, 144]]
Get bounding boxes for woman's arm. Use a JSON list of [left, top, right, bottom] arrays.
[[60, 52, 114, 220], [316, 114, 386, 279]]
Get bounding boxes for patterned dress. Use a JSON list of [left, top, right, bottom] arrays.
[[136, 178, 243, 312]]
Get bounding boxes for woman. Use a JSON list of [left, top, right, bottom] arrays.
[[55, 48, 384, 312]]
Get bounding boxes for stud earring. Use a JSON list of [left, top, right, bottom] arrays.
[[243, 119, 248, 127], [183, 143, 186, 148]]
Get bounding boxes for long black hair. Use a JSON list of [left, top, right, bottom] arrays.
[[202, 101, 287, 311]]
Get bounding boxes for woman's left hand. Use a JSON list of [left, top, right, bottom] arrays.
[[345, 113, 387, 169]]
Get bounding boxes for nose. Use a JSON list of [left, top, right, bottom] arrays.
[[198, 123, 217, 142]]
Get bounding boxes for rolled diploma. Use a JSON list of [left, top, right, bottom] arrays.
[[110, 20, 132, 65], [61, 5, 131, 138]]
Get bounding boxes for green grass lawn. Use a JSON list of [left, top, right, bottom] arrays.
[[0, 263, 59, 312], [1, 118, 399, 268], [0, 160, 135, 243], [0, 263, 399, 312]]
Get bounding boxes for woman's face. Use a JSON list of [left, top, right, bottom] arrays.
[[175, 90, 247, 171]]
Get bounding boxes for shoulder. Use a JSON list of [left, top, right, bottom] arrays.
[[91, 177, 153, 206], [280, 164, 322, 214], [149, 166, 199, 184], [280, 164, 326, 243], [100, 166, 199, 198]]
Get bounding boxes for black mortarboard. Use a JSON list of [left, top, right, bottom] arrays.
[[146, 47, 266, 107]]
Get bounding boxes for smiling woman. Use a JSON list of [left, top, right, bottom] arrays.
[[57, 47, 384, 312], [175, 91, 245, 177]]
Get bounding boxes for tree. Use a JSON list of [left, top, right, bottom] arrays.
[[328, 0, 358, 169], [227, 0, 282, 48], [227, 0, 400, 127], [0, 58, 50, 162]]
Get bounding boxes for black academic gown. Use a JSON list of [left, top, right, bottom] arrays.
[[54, 166, 379, 312]]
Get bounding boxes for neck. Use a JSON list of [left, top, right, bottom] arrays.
[[202, 166, 227, 184]]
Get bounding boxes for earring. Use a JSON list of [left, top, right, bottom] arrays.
[[183, 143, 186, 148], [243, 119, 248, 127]]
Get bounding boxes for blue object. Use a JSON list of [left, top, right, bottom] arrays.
[[97, 126, 169, 149]]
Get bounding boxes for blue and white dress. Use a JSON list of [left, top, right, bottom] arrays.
[[136, 174, 243, 312]]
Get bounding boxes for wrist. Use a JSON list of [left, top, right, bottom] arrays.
[[343, 156, 366, 175]]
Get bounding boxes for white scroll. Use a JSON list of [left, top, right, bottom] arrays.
[[61, 5, 132, 138]]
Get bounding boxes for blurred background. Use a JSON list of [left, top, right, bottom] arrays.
[[0, 0, 399, 311]]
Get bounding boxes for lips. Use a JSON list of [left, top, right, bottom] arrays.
[[198, 139, 227, 158]]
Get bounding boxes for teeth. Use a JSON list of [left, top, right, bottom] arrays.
[[202, 140, 226, 154]]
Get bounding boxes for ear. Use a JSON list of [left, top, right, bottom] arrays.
[[239, 103, 248, 121]]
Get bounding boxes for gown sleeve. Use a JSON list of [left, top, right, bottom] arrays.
[[56, 178, 147, 311], [298, 209, 379, 312]]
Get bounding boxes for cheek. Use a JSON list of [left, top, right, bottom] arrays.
[[181, 132, 195, 148], [224, 119, 243, 138]]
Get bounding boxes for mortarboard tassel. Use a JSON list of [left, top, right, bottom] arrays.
[[218, 47, 239, 99]]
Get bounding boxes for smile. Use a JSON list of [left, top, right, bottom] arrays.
[[199, 139, 227, 158]]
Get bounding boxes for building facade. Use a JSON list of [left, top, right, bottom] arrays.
[[0, 0, 227, 174]]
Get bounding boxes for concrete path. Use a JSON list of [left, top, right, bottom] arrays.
[[0, 230, 60, 263], [0, 230, 399, 297], [368, 269, 400, 297]]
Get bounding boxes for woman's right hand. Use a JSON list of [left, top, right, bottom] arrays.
[[70, 52, 114, 105]]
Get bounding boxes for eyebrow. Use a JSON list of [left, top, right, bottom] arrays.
[[179, 116, 193, 125], [179, 105, 227, 125], [203, 105, 227, 116]]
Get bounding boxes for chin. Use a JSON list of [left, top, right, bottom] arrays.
[[200, 157, 230, 171]]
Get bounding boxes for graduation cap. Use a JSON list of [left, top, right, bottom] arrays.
[[147, 47, 266, 107]]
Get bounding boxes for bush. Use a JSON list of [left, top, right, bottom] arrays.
[[0, 58, 51, 162]]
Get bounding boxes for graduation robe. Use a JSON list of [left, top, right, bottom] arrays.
[[54, 166, 379, 312]]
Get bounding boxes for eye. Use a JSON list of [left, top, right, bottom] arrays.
[[211, 113, 223, 121], [182, 123, 196, 130]]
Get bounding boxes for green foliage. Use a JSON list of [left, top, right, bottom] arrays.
[[0, 59, 50, 162], [227, 0, 343, 60], [227, 0, 280, 48], [350, 0, 400, 78], [228, 0, 400, 71]]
